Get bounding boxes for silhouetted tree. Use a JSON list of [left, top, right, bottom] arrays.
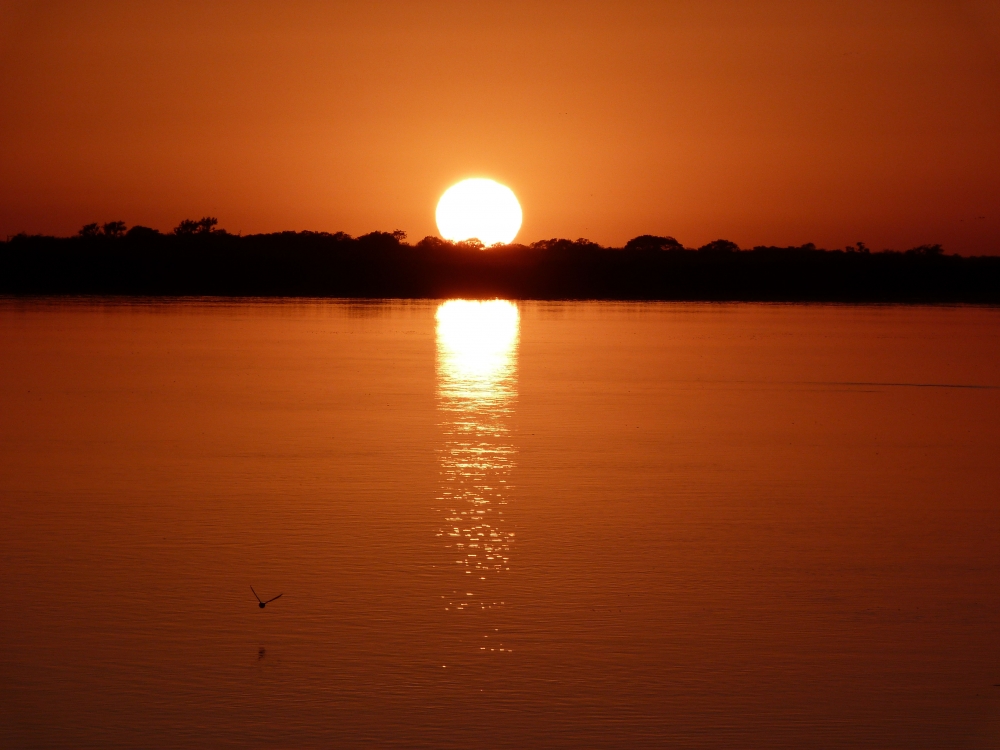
[[530, 238, 597, 253], [357, 231, 408, 250], [698, 239, 740, 254], [625, 235, 683, 252], [79, 223, 101, 238], [174, 217, 219, 235], [174, 219, 199, 235], [391, 229, 407, 242], [415, 235, 455, 251], [530, 238, 565, 252], [125, 225, 161, 239], [102, 221, 127, 238]]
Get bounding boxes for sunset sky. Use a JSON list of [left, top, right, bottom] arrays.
[[1, 1, 998, 253]]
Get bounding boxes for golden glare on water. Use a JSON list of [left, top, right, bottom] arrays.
[[435, 300, 519, 639], [435, 299, 520, 398], [435, 178, 523, 246]]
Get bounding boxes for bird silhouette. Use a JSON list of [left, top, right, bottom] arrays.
[[251, 586, 283, 609]]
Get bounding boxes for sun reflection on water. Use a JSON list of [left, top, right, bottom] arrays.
[[434, 300, 518, 648], [436, 299, 519, 401]]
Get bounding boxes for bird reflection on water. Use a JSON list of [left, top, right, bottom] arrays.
[[434, 300, 518, 649]]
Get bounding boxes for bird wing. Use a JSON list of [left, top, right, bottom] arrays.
[[264, 593, 283, 604], [250, 585, 262, 603]]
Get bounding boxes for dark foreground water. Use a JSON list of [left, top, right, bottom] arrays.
[[1, 299, 998, 748]]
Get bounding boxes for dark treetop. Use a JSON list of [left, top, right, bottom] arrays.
[[2, 220, 998, 302]]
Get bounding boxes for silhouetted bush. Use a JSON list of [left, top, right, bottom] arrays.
[[102, 221, 127, 238], [698, 239, 740, 254], [125, 225, 161, 239], [625, 235, 683, 252], [78, 221, 129, 238], [174, 217, 219, 235]]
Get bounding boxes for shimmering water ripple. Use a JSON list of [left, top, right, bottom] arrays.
[[435, 300, 518, 650], [2, 299, 999, 749]]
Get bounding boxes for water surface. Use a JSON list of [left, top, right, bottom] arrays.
[[1, 299, 998, 748]]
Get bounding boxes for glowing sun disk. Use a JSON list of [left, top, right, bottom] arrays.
[[436, 178, 522, 246]]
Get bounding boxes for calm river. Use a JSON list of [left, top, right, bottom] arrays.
[[1, 299, 998, 748]]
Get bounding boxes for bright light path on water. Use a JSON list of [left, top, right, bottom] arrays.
[[436, 299, 519, 398]]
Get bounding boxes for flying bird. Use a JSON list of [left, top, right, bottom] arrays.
[[251, 586, 283, 609]]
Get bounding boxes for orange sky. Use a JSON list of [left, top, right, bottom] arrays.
[[1, 1, 998, 253]]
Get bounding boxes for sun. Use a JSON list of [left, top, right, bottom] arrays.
[[435, 178, 522, 246]]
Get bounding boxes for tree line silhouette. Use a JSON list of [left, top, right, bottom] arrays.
[[1, 219, 996, 302]]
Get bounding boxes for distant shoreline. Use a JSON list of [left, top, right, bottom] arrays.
[[3, 229, 998, 303]]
